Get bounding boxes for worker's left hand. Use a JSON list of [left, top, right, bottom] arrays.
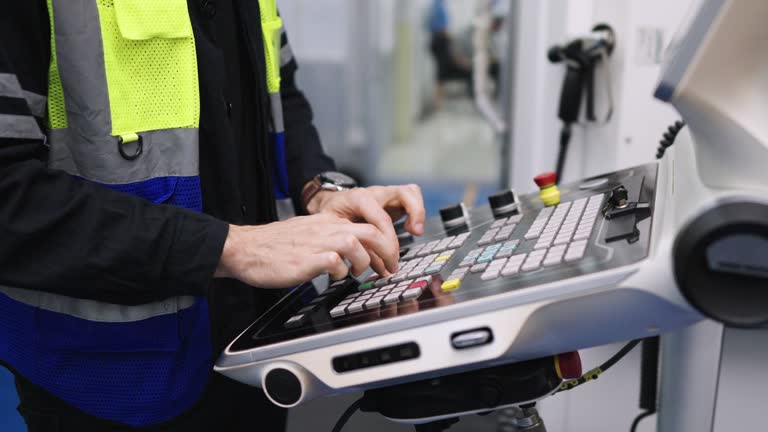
[[307, 184, 426, 259]]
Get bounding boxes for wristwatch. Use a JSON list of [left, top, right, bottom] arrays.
[[301, 171, 358, 212]]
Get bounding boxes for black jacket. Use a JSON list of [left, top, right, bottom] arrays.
[[0, 0, 335, 357]]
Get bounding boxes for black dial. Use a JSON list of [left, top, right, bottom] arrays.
[[488, 190, 518, 216], [440, 203, 468, 229]]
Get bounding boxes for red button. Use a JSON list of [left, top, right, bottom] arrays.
[[409, 280, 428, 289], [534, 172, 557, 188], [556, 351, 583, 379]]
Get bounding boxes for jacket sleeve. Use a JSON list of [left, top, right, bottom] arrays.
[[0, 3, 229, 305], [278, 26, 337, 214]]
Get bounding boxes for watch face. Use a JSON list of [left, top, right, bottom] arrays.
[[320, 172, 357, 188]]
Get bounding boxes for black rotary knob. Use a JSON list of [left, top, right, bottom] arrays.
[[440, 203, 468, 230], [488, 189, 519, 216]]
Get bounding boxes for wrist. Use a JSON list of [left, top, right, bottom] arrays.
[[215, 224, 242, 279], [305, 188, 334, 214]]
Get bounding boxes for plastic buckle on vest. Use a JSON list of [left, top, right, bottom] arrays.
[[117, 133, 143, 161]]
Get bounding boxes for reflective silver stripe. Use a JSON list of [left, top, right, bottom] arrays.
[[269, 92, 284, 133], [0, 73, 24, 98], [49, 127, 199, 184], [0, 74, 46, 118], [23, 91, 47, 118], [0, 114, 45, 140], [51, 0, 112, 136], [47, 0, 199, 184], [0, 285, 196, 323]]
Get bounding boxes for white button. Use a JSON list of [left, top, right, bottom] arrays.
[[348, 301, 366, 313], [383, 293, 402, 304], [330, 305, 348, 318], [522, 259, 542, 272], [402, 288, 423, 301]]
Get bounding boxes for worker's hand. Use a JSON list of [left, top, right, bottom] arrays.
[[214, 214, 398, 288], [306, 184, 426, 261]]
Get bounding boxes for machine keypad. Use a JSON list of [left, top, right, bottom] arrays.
[[287, 193, 606, 327]]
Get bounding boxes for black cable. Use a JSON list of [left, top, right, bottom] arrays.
[[655, 120, 686, 159], [558, 339, 642, 392], [638, 337, 660, 412], [331, 397, 363, 432], [555, 123, 572, 184], [629, 410, 654, 432]]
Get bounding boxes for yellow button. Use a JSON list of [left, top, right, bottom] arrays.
[[441, 279, 461, 292], [435, 255, 452, 262]]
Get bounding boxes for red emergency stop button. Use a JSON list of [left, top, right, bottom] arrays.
[[534, 172, 557, 188]]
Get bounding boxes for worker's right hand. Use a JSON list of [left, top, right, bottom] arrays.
[[213, 213, 399, 288]]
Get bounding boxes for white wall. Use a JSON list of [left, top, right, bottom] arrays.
[[507, 0, 698, 191]]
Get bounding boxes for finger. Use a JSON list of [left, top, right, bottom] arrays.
[[331, 233, 371, 277], [311, 252, 349, 281], [350, 195, 400, 273], [396, 184, 426, 236], [367, 250, 390, 278], [343, 221, 399, 275]]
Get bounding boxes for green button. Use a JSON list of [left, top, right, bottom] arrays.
[[358, 281, 375, 291]]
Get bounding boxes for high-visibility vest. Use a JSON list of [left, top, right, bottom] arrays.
[[0, 0, 289, 426]]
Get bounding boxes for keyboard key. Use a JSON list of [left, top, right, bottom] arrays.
[[491, 218, 508, 229], [424, 264, 444, 275], [466, 248, 483, 258], [477, 237, 494, 246], [284, 314, 307, 329], [409, 279, 429, 290], [471, 263, 489, 273], [347, 301, 366, 313], [441, 279, 461, 292], [408, 269, 425, 279], [434, 253, 453, 262], [365, 297, 384, 310], [383, 292, 402, 304], [522, 256, 544, 272], [339, 298, 355, 306], [298, 305, 318, 315], [330, 280, 348, 288], [390, 272, 409, 283], [481, 268, 501, 281], [401, 287, 423, 301], [417, 240, 441, 257], [358, 281, 375, 291], [414, 275, 433, 285], [476, 254, 495, 264], [501, 260, 522, 276], [459, 258, 476, 267], [448, 233, 470, 249], [507, 214, 523, 224], [448, 269, 468, 281], [489, 258, 508, 269], [330, 305, 348, 318], [565, 248, 587, 262]]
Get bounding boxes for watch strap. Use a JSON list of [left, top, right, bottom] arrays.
[[301, 177, 324, 213]]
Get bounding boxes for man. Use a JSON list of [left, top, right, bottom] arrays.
[[0, 1, 425, 431]]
